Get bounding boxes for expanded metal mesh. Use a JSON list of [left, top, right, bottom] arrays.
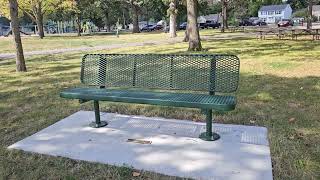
[[80, 54, 240, 93]]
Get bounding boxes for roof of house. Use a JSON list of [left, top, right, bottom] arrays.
[[313, 5, 320, 12], [259, 4, 290, 12]]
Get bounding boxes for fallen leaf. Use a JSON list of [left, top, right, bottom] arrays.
[[288, 118, 296, 123], [296, 131, 304, 139], [132, 171, 141, 177]]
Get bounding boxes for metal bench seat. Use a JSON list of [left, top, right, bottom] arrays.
[[61, 88, 236, 111], [60, 54, 240, 141]]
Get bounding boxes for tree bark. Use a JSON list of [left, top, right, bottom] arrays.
[[221, 0, 228, 33], [307, 0, 313, 30], [186, 0, 201, 51], [36, 11, 45, 39], [9, 0, 27, 72], [76, 14, 81, 36], [183, 23, 189, 42], [105, 11, 111, 32], [169, 0, 177, 38], [132, 5, 140, 33]]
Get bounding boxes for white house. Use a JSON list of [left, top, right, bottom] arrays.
[[258, 4, 292, 24]]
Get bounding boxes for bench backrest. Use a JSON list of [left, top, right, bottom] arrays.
[[81, 54, 240, 93]]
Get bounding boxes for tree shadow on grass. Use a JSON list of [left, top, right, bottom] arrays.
[[0, 53, 83, 66], [0, 61, 319, 179]]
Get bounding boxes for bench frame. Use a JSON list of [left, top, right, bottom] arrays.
[[63, 54, 240, 141]]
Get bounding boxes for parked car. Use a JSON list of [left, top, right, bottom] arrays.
[[198, 23, 206, 29], [151, 24, 163, 31], [179, 22, 187, 30], [141, 24, 154, 32], [205, 20, 221, 29], [164, 25, 170, 33], [278, 19, 293, 27], [239, 19, 253, 26], [240, 17, 266, 26], [252, 19, 267, 26]]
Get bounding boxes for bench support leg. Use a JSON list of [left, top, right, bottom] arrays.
[[199, 109, 220, 141], [89, 100, 108, 128]]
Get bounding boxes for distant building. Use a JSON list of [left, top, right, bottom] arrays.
[[258, 4, 292, 24], [313, 5, 320, 21]]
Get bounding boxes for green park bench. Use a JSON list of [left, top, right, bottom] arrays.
[[60, 54, 240, 141]]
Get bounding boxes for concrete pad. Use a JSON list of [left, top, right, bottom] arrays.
[[8, 111, 273, 180]]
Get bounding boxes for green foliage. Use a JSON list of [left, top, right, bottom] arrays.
[[293, 8, 308, 18]]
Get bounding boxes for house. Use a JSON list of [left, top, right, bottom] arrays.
[[197, 14, 220, 24], [313, 5, 320, 21], [258, 4, 292, 24]]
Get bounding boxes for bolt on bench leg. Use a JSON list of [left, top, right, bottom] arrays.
[[199, 109, 220, 141], [89, 100, 108, 128]]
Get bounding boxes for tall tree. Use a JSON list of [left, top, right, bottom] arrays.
[[128, 0, 142, 33], [17, 0, 61, 39], [62, 0, 94, 36], [221, 0, 230, 33], [186, 0, 201, 51], [8, 0, 27, 72], [307, 0, 313, 30], [167, 0, 177, 37]]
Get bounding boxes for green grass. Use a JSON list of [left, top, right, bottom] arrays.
[[0, 31, 181, 54], [0, 30, 320, 179]]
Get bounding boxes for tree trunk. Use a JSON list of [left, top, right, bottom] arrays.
[[36, 12, 45, 39], [132, 6, 140, 33], [186, 0, 201, 51], [169, 0, 177, 38], [307, 0, 313, 30], [105, 11, 111, 32], [122, 10, 126, 29], [221, 0, 228, 33], [183, 23, 189, 42], [76, 14, 81, 36], [9, 0, 27, 72]]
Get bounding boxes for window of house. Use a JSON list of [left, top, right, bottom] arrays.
[[268, 11, 274, 15], [261, 11, 267, 15], [275, 11, 281, 15]]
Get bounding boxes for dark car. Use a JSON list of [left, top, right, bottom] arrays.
[[239, 19, 253, 26], [198, 23, 207, 29], [278, 19, 293, 27], [179, 22, 187, 30], [141, 24, 154, 32], [151, 24, 163, 31], [205, 20, 221, 29], [240, 18, 266, 26], [252, 19, 267, 26]]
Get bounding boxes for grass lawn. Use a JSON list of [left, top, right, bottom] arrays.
[[0, 31, 186, 54], [0, 30, 319, 179]]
